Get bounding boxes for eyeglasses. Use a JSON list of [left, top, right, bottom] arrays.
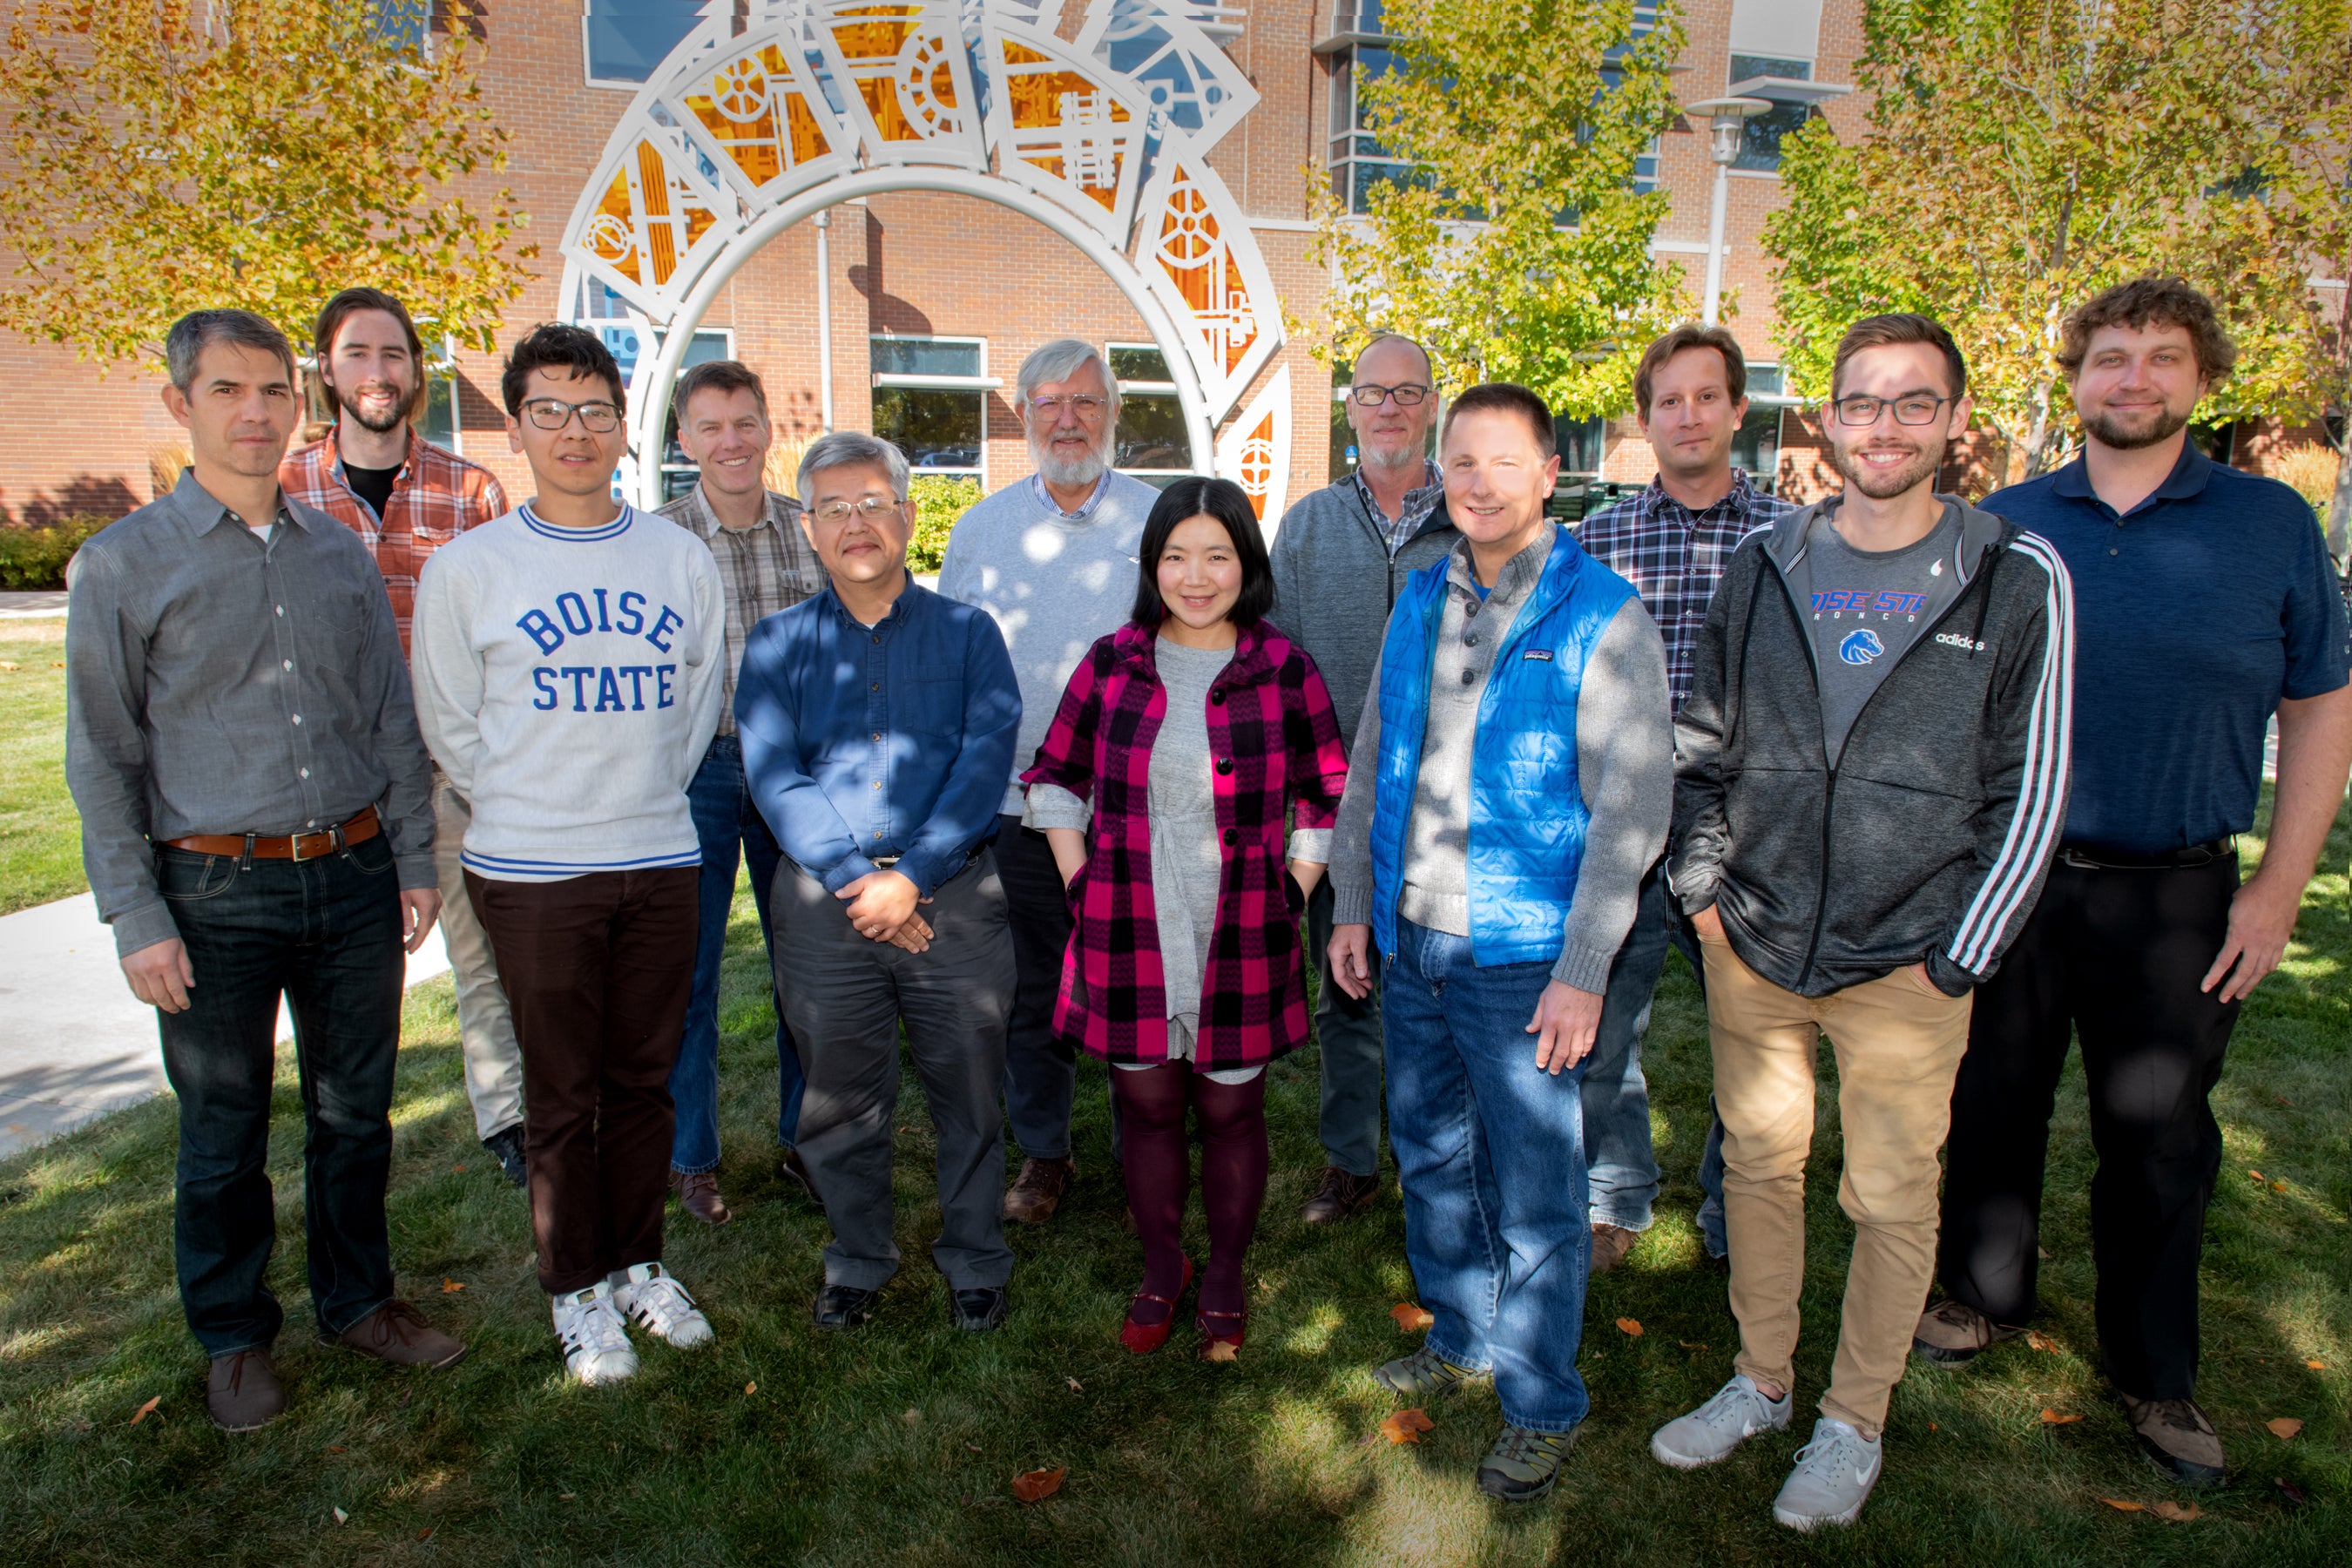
[[1027, 394, 1110, 419], [811, 496, 904, 524], [521, 397, 622, 432], [1828, 393, 1950, 428], [1350, 382, 1432, 408]]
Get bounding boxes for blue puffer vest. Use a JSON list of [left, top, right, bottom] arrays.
[[1369, 526, 1637, 965]]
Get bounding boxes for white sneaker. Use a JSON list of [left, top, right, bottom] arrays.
[[1772, 1418, 1882, 1531], [611, 1260, 713, 1348], [551, 1281, 638, 1385], [1650, 1374, 1794, 1470]]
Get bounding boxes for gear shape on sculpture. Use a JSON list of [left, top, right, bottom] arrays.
[[1237, 435, 1275, 497], [896, 31, 960, 135], [1155, 180, 1218, 267], [583, 212, 636, 262], [710, 57, 770, 124]]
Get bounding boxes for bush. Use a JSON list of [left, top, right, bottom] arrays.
[[0, 515, 112, 591], [907, 474, 983, 574]]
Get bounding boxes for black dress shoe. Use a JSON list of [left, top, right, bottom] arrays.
[[813, 1283, 879, 1330], [950, 1286, 1008, 1332]]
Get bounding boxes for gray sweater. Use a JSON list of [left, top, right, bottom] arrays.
[[1328, 531, 1673, 993], [936, 471, 1159, 815], [1267, 470, 1459, 754]]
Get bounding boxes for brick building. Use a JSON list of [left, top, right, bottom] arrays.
[[5, 0, 2301, 530]]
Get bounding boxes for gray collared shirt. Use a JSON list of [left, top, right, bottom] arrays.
[[658, 483, 819, 736], [65, 469, 436, 956]]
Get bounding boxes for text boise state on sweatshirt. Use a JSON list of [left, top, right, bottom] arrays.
[[409, 504, 726, 882]]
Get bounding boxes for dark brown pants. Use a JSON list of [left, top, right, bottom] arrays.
[[466, 868, 700, 1294]]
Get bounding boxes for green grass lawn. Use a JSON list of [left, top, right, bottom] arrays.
[[0, 795, 2342, 1566], [0, 618, 79, 916]]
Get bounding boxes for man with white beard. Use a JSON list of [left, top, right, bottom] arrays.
[[937, 340, 1159, 1227]]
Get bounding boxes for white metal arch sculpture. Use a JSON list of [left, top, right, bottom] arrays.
[[557, 0, 1289, 512]]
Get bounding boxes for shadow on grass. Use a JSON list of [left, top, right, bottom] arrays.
[[0, 806, 2344, 1566]]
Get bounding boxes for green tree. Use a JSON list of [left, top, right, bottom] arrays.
[[1307, 0, 1690, 416], [1763, 0, 2352, 484], [0, 0, 534, 366]]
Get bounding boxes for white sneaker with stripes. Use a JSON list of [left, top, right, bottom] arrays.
[[611, 1260, 714, 1349], [551, 1281, 638, 1385]]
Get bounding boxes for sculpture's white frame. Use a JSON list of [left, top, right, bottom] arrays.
[[557, 0, 1292, 514]]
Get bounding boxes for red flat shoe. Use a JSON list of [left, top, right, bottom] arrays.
[[1196, 1305, 1246, 1358], [1120, 1256, 1194, 1355]]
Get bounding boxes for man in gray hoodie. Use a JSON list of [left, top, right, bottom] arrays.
[[1267, 333, 1457, 1223]]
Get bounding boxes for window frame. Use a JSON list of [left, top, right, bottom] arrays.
[[580, 0, 706, 91], [868, 335, 995, 487], [1101, 341, 1194, 477]]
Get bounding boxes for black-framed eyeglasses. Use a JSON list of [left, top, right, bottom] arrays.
[[521, 397, 622, 433], [1828, 393, 1950, 428], [1350, 382, 1432, 408], [811, 495, 904, 524]]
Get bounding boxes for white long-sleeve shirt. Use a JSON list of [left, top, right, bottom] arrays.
[[410, 504, 725, 882]]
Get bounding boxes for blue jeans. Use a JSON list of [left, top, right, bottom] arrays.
[[153, 839, 405, 1355], [1308, 878, 1386, 1176], [1584, 866, 1730, 1254], [671, 736, 801, 1173], [1383, 917, 1592, 1432]]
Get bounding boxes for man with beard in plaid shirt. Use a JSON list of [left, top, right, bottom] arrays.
[[1572, 324, 1794, 1274]]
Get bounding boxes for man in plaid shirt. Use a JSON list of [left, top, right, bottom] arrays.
[[1572, 324, 1794, 1274], [279, 288, 524, 1187], [657, 361, 822, 1227]]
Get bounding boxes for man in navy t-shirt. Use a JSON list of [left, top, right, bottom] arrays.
[[1911, 280, 2352, 1490]]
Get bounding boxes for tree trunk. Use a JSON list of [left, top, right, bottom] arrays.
[[2328, 435, 2352, 568], [2019, 379, 2058, 479]]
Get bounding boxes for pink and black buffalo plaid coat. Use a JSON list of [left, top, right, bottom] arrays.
[[1019, 618, 1351, 1070]]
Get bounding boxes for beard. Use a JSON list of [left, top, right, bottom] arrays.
[[333, 375, 416, 436], [1031, 430, 1109, 490], [1828, 437, 1941, 500], [2080, 402, 2191, 452]]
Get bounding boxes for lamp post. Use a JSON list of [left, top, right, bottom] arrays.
[[1684, 97, 1770, 327]]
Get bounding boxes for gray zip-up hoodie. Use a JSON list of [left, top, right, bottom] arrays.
[[1670, 497, 2075, 998]]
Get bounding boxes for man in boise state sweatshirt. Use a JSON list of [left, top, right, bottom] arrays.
[[410, 325, 725, 1387]]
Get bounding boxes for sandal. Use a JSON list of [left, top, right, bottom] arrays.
[[1120, 1256, 1195, 1355]]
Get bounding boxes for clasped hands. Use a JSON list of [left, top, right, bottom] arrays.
[[836, 868, 934, 953], [1328, 923, 1602, 1073]]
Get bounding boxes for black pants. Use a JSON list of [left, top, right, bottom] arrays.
[[993, 815, 1077, 1160], [1936, 855, 2240, 1400]]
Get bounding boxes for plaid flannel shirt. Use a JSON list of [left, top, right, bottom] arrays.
[[280, 431, 508, 656], [1019, 619, 1350, 1069], [1354, 458, 1446, 557], [658, 483, 821, 736], [1575, 468, 1794, 713]]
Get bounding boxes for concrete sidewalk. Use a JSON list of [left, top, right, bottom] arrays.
[[0, 892, 451, 1159]]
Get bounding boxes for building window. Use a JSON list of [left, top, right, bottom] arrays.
[[1325, 43, 1416, 215], [1557, 414, 1607, 476], [584, 0, 706, 89], [1734, 363, 1794, 490], [1105, 346, 1192, 474], [417, 369, 462, 454], [871, 336, 989, 481], [649, 329, 739, 500]]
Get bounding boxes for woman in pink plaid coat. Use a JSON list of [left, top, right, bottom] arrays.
[[1021, 476, 1350, 1357]]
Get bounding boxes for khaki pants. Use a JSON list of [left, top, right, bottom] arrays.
[[1700, 928, 1971, 1438], [432, 774, 524, 1142]]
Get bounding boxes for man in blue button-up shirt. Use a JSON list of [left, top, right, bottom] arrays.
[[737, 432, 1022, 1334]]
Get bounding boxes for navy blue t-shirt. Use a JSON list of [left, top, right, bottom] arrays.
[[1981, 442, 2349, 854]]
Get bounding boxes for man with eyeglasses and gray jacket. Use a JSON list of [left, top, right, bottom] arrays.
[[937, 340, 1161, 1227]]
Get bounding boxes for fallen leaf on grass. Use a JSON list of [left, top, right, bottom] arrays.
[[2248, 1169, 2265, 1182], [902, 1408, 920, 1423], [559, 1493, 575, 1500], [451, 1164, 467, 1174], [333, 1507, 349, 1525], [2040, 1409, 2084, 1425], [1677, 1340, 1707, 1351], [2025, 1330, 2058, 1352], [744, 1382, 756, 1396], [2274, 1477, 2308, 1506], [1390, 1302, 1434, 1332], [1380, 1409, 1436, 1444], [1928, 1423, 1938, 1432], [1011, 1467, 1066, 1502], [328, 1446, 346, 1453], [0, 662, 16, 672], [441, 1278, 465, 1294], [1202, 1340, 1239, 1362], [128, 1396, 161, 1426], [2266, 1417, 2303, 1440], [1065, 1377, 1083, 1392], [417, 1528, 434, 1541], [2274, 1094, 2295, 1107], [2150, 1500, 2200, 1522], [1616, 1317, 1644, 1337], [2307, 1360, 2326, 1370], [964, 1442, 982, 1452], [2099, 1498, 2145, 1512]]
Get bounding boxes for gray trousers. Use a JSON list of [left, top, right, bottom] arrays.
[[432, 773, 524, 1141], [1307, 877, 1386, 1176], [772, 849, 1016, 1291]]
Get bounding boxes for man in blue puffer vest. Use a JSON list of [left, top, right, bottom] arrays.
[[1328, 382, 1672, 1501]]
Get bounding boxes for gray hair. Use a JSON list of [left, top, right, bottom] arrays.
[[797, 429, 911, 504], [165, 308, 298, 393], [1016, 338, 1120, 411]]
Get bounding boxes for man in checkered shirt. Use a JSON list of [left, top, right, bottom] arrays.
[[279, 289, 523, 1187], [1571, 324, 1794, 1275]]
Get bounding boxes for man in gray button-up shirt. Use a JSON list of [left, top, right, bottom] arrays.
[[64, 309, 458, 1433]]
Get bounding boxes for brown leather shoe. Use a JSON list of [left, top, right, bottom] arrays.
[[328, 1300, 467, 1369], [1589, 1222, 1639, 1275], [2119, 1392, 2227, 1488], [1002, 1156, 1074, 1225], [672, 1169, 732, 1225], [1300, 1165, 1379, 1225], [207, 1348, 286, 1431]]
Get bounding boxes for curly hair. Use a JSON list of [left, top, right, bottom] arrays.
[[2057, 277, 2238, 383]]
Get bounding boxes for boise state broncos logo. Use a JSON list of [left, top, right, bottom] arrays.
[[1838, 628, 1885, 666]]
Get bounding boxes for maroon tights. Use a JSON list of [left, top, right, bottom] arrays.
[[1112, 1063, 1268, 1324]]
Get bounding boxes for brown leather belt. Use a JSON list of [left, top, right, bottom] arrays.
[[165, 805, 382, 862]]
